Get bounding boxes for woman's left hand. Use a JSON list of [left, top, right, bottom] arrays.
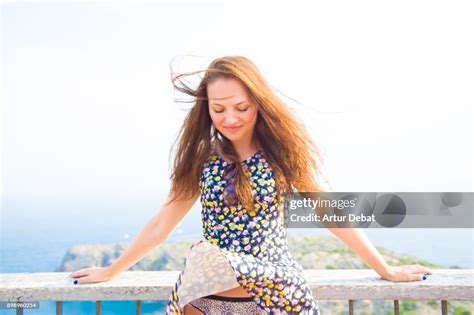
[[381, 265, 434, 282]]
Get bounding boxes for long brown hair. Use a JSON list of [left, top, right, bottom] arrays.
[[166, 56, 325, 210]]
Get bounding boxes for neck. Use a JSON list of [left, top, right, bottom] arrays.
[[231, 137, 259, 160]]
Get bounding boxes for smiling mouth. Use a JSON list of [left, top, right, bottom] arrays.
[[225, 126, 243, 132]]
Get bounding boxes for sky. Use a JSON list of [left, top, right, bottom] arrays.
[[1, 1, 472, 230]]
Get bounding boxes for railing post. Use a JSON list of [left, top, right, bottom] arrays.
[[393, 300, 399, 315], [56, 301, 63, 315], [441, 300, 448, 315], [136, 300, 142, 315], [16, 303, 23, 315], [96, 300, 102, 315], [348, 300, 354, 315]]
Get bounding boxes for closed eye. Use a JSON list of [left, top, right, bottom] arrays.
[[213, 107, 249, 114]]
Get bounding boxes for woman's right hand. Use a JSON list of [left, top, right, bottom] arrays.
[[70, 267, 116, 285]]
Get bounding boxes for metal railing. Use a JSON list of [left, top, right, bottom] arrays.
[[1, 269, 472, 314]]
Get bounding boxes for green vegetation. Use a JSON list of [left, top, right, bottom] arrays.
[[327, 247, 356, 256], [454, 305, 471, 315], [427, 300, 438, 309], [394, 257, 439, 268], [402, 300, 416, 311]]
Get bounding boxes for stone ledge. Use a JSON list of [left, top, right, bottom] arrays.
[[0, 269, 472, 301]]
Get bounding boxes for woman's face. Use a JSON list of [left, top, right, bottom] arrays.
[[207, 78, 258, 145]]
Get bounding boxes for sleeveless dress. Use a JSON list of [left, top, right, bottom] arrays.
[[165, 149, 321, 314]]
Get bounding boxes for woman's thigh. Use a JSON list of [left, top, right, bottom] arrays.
[[211, 285, 250, 297], [183, 303, 204, 314], [183, 286, 251, 314], [184, 293, 265, 315]]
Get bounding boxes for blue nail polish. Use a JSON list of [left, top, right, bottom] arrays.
[[422, 275, 427, 280], [73, 280, 78, 285]]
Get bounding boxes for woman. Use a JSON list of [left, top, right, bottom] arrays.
[[71, 56, 433, 314]]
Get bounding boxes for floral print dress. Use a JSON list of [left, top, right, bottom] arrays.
[[165, 149, 320, 314]]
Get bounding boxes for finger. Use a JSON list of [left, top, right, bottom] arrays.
[[71, 269, 90, 278], [412, 271, 432, 279], [404, 265, 428, 274], [413, 265, 434, 274], [75, 276, 92, 285], [406, 273, 425, 282], [409, 273, 429, 281]]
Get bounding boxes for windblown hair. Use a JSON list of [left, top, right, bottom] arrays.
[[166, 55, 325, 210]]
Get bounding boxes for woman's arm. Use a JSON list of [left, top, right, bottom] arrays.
[[71, 191, 199, 284], [327, 227, 433, 282]]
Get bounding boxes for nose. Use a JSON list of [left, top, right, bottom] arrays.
[[225, 111, 239, 125]]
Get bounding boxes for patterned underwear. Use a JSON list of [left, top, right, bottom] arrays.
[[188, 294, 267, 315]]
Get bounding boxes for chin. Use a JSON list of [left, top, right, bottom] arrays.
[[218, 128, 245, 142], [222, 133, 242, 142]]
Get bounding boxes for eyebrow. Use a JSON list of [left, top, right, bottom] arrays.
[[210, 101, 249, 107]]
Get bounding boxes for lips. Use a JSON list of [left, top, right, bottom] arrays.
[[225, 126, 242, 132]]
